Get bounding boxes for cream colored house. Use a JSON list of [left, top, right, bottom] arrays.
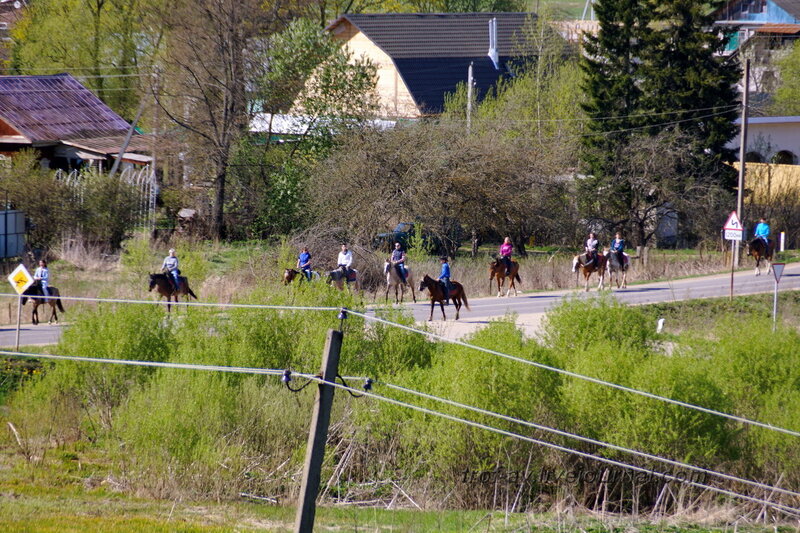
[[325, 13, 535, 119]]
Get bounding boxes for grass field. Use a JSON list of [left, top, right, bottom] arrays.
[[527, 0, 587, 18]]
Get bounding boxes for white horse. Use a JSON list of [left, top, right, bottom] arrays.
[[384, 261, 416, 304]]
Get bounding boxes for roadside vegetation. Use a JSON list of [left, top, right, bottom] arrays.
[[1, 284, 799, 528]]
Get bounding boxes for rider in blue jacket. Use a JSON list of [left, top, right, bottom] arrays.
[[437, 256, 451, 304], [754, 217, 770, 247]]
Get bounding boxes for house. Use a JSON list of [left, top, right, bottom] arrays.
[[730, 115, 800, 163], [325, 13, 536, 118], [0, 73, 153, 170]]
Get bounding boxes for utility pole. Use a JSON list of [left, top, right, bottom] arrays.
[[733, 58, 750, 268], [466, 62, 474, 134], [294, 329, 343, 533]]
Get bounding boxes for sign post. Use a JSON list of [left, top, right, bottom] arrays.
[[7, 264, 34, 350], [723, 211, 743, 300], [771, 263, 785, 332]]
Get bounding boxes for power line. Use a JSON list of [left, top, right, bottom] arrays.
[[302, 374, 800, 516], [380, 381, 800, 499], [345, 309, 800, 438], [0, 349, 286, 376]]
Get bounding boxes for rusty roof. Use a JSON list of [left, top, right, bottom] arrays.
[[0, 73, 133, 142], [755, 23, 800, 33]]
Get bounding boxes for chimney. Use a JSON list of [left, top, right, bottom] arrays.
[[488, 18, 500, 70]]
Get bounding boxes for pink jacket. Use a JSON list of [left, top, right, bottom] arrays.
[[500, 243, 513, 257]]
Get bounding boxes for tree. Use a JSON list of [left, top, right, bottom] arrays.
[[640, 0, 740, 172], [11, 0, 155, 118], [772, 40, 800, 115], [148, 0, 292, 239], [580, 0, 652, 180]]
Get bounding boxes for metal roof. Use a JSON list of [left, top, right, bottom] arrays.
[[327, 12, 535, 58], [0, 73, 133, 142]]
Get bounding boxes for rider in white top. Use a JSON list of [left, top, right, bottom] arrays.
[[34, 259, 50, 298], [161, 249, 180, 291], [337, 244, 353, 274], [585, 233, 599, 266]]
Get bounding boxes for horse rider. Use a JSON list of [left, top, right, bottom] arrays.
[[499, 236, 513, 275], [34, 259, 50, 301], [585, 232, 599, 267], [389, 242, 408, 286], [609, 232, 627, 267], [337, 244, 353, 277], [297, 246, 312, 281], [161, 248, 180, 292], [437, 256, 451, 305], [754, 217, 770, 249]]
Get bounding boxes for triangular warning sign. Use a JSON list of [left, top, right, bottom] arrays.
[[723, 211, 743, 231], [772, 263, 785, 283]]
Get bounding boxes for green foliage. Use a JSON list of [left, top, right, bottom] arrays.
[[772, 40, 800, 115]]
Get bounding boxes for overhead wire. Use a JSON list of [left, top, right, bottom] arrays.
[[296, 373, 800, 516], [379, 381, 800, 499], [344, 309, 800, 438]]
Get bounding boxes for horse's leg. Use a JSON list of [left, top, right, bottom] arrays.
[[454, 298, 460, 320], [584, 272, 590, 292], [428, 301, 434, 321], [439, 301, 447, 321], [385, 282, 391, 303], [497, 275, 503, 298]]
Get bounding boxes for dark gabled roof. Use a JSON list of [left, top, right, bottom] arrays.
[[329, 12, 534, 58], [328, 13, 535, 114], [0, 73, 132, 143], [774, 0, 800, 19]]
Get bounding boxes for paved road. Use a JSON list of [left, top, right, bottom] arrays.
[[405, 262, 800, 326], [0, 263, 798, 347]]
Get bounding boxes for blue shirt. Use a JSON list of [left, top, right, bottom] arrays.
[[754, 222, 770, 238], [610, 239, 625, 253], [298, 252, 311, 269], [439, 262, 451, 279]]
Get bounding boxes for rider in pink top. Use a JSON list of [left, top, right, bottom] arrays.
[[499, 237, 513, 275]]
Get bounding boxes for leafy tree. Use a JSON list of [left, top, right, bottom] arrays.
[[11, 0, 156, 118], [772, 40, 800, 115]]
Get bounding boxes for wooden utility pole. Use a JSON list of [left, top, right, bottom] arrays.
[[294, 329, 343, 533], [733, 58, 750, 268]]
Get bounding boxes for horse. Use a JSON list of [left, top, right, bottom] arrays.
[[149, 273, 198, 312], [572, 251, 608, 291], [605, 249, 629, 289], [746, 238, 774, 276], [283, 268, 319, 285], [384, 261, 416, 304], [21, 281, 65, 325], [327, 266, 361, 292], [488, 257, 522, 297], [418, 274, 470, 321]]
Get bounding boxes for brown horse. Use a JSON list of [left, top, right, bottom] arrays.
[[488, 257, 522, 297], [283, 268, 319, 285], [21, 282, 65, 325], [572, 252, 607, 291], [418, 274, 469, 321], [746, 238, 774, 276], [149, 273, 197, 312]]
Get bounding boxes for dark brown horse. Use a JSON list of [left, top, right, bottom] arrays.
[[283, 268, 299, 284], [418, 274, 470, 321], [746, 238, 774, 276], [488, 257, 522, 297], [572, 252, 607, 291], [149, 273, 197, 312], [21, 281, 65, 325]]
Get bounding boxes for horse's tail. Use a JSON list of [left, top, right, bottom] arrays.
[[54, 290, 65, 312], [514, 272, 521, 284], [187, 287, 198, 300], [460, 286, 470, 311]]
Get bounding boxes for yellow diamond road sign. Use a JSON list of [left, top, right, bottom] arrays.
[[8, 264, 34, 295]]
